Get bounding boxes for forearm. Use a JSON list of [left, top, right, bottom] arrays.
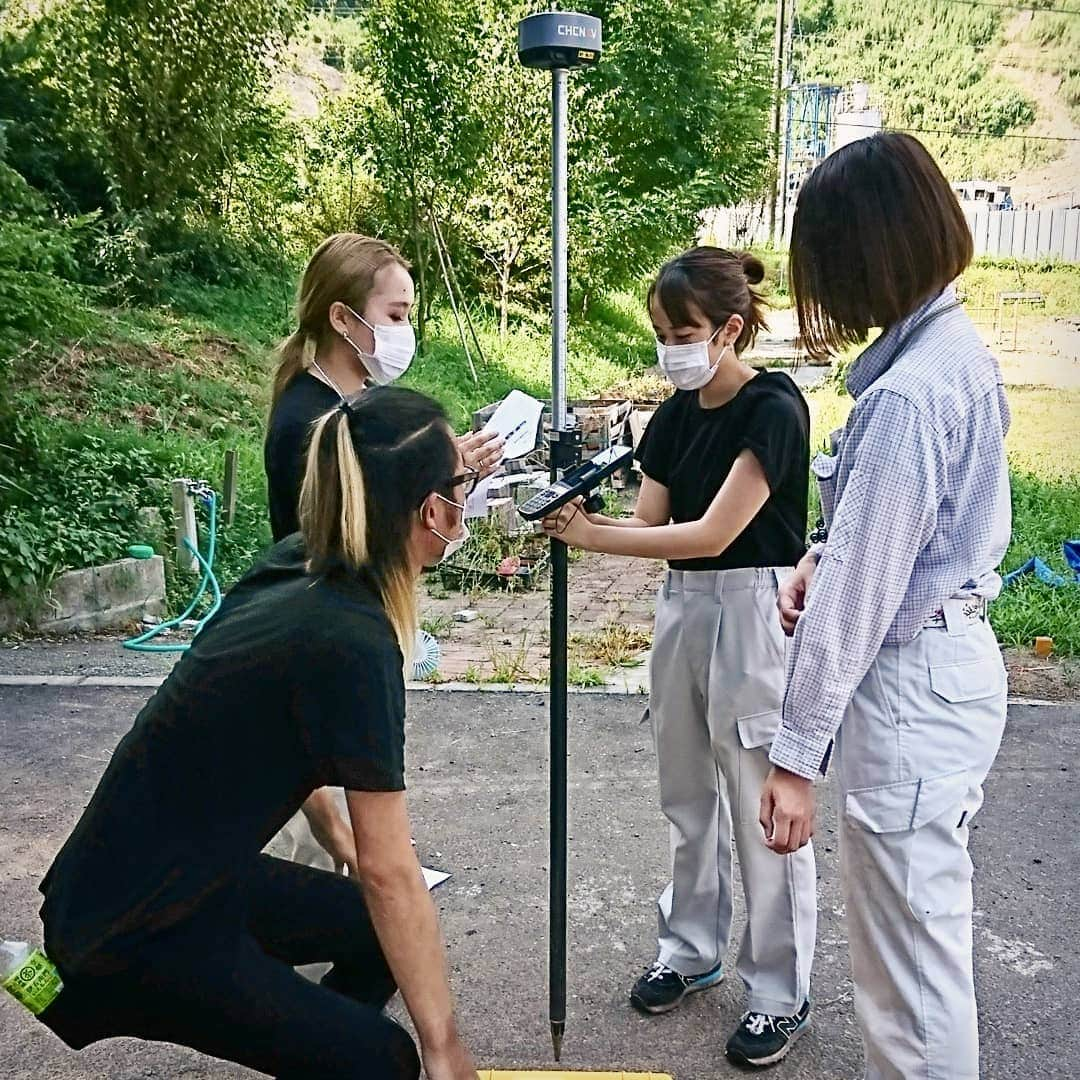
[[773, 528, 926, 777], [586, 513, 655, 528], [772, 553, 897, 778], [359, 859, 459, 1051], [575, 518, 739, 561], [773, 401, 942, 778]]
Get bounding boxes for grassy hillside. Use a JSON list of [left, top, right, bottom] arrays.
[[791, 0, 1073, 182], [1014, 8, 1080, 126], [0, 268, 656, 606]]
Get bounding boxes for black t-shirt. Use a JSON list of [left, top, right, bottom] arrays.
[[265, 372, 342, 541], [39, 536, 405, 976], [635, 371, 810, 571]]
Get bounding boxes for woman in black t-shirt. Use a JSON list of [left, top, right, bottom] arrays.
[[36, 387, 479, 1080], [543, 248, 817, 1068], [264, 233, 501, 879], [265, 233, 501, 542]]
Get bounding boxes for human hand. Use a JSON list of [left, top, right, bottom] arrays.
[[759, 766, 815, 854], [541, 497, 595, 549], [778, 553, 817, 636], [422, 1036, 477, 1080], [458, 429, 504, 480]]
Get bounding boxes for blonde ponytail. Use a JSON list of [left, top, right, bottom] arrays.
[[299, 408, 367, 570], [334, 413, 367, 568], [298, 387, 457, 665], [271, 329, 313, 407]]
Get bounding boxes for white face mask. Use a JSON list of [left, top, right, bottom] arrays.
[[343, 305, 415, 385], [428, 493, 470, 564], [656, 325, 724, 391]]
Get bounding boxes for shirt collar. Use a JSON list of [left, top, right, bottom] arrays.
[[845, 285, 956, 399]]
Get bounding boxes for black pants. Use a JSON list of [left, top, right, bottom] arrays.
[[40, 855, 421, 1079]]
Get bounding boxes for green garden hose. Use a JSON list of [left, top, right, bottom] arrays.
[[123, 486, 222, 653]]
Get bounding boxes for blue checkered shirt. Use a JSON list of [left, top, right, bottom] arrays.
[[770, 287, 1012, 780]]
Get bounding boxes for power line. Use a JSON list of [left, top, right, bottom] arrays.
[[798, 117, 1080, 142], [938, 0, 1080, 14]]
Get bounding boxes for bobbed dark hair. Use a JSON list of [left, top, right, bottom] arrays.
[[789, 132, 973, 360]]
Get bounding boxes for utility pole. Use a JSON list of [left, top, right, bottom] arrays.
[[768, 0, 786, 244]]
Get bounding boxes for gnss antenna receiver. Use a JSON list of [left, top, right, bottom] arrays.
[[516, 8, 603, 1064]]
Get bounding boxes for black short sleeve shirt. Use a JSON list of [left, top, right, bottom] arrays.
[[38, 536, 405, 975], [635, 371, 810, 571], [265, 373, 341, 541]]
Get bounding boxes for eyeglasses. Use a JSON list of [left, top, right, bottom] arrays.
[[445, 468, 481, 497]]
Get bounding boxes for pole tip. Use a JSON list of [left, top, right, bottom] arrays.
[[551, 1019, 565, 1061]]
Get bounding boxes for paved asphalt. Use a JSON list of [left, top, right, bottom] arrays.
[[0, 684, 1076, 1078]]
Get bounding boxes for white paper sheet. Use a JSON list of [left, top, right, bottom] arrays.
[[422, 867, 451, 890], [482, 390, 544, 460], [464, 473, 495, 519]]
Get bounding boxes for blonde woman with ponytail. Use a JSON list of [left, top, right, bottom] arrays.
[[265, 232, 502, 542], [36, 387, 479, 1080], [266, 233, 498, 888]]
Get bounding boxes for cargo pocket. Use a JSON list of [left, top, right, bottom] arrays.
[[845, 768, 973, 923], [736, 710, 781, 824], [929, 659, 1005, 703], [737, 709, 781, 750]]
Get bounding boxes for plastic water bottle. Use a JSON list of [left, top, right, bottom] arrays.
[[1, 939, 63, 1015]]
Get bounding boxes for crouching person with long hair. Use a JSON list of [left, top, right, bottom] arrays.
[[33, 387, 478, 1080]]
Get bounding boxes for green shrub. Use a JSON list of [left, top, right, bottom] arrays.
[[0, 411, 272, 601], [0, 215, 101, 359]]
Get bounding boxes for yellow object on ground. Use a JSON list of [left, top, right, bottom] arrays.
[[476, 1073, 674, 1080]]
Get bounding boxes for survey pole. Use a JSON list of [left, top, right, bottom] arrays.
[[516, 11, 603, 1061], [548, 60, 569, 1063]]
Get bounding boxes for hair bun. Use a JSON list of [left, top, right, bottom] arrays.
[[739, 252, 765, 285]]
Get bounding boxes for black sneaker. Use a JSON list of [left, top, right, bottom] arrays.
[[725, 999, 811, 1067], [629, 959, 724, 1014]]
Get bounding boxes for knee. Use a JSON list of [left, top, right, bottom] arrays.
[[309, 1018, 418, 1080], [320, 964, 397, 1011], [383, 1017, 421, 1080]]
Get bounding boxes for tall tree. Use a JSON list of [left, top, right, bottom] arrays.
[[571, 0, 773, 297], [306, 0, 773, 328], [48, 0, 299, 213], [453, 0, 773, 325], [460, 0, 553, 336], [360, 0, 489, 343]]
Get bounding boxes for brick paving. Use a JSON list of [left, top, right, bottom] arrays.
[[418, 551, 663, 686]]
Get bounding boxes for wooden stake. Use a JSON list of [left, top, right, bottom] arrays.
[[431, 213, 487, 365], [430, 211, 478, 383], [223, 450, 238, 527]]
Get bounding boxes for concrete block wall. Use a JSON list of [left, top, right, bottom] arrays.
[[0, 556, 166, 635]]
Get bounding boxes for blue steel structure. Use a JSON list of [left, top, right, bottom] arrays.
[[781, 81, 841, 236]]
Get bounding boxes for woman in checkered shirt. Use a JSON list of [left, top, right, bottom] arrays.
[[762, 132, 1012, 1079]]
